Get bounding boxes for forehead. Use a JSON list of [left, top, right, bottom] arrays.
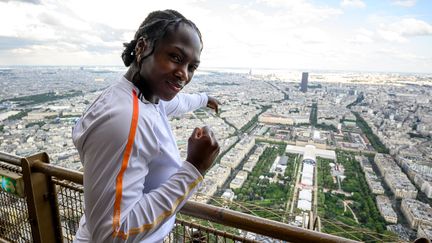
[[158, 23, 202, 60]]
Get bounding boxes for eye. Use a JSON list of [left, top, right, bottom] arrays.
[[189, 64, 198, 72], [170, 54, 182, 63]]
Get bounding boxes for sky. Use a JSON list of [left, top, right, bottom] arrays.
[[0, 0, 431, 73]]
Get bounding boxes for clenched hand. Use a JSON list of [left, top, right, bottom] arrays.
[[186, 126, 220, 175]]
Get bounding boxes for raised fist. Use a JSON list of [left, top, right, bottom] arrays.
[[186, 126, 220, 175]]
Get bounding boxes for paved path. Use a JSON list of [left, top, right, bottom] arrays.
[[288, 155, 302, 214], [343, 201, 359, 224]]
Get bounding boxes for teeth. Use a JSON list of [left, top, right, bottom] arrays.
[[170, 80, 185, 89], [178, 82, 185, 88]]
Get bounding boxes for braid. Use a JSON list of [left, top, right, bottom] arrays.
[[121, 9, 203, 67]]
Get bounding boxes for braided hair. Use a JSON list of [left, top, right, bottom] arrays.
[[121, 9, 203, 67]]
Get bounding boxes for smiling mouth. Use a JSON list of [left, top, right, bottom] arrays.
[[167, 80, 186, 90]]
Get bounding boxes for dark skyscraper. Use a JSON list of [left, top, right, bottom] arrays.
[[300, 72, 308, 92]]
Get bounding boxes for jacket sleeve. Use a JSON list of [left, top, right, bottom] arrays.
[[72, 89, 203, 242], [162, 93, 208, 117], [111, 161, 203, 242]]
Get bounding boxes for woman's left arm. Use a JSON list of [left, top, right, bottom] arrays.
[[163, 93, 219, 117]]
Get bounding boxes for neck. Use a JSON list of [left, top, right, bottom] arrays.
[[124, 65, 159, 104]]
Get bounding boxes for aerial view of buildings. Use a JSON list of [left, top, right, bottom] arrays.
[[0, 66, 431, 241]]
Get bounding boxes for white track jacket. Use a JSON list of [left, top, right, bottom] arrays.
[[72, 76, 208, 242]]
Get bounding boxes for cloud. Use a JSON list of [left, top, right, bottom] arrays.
[[197, 0, 343, 68], [0, 0, 41, 4], [11, 48, 33, 54], [390, 0, 416, 7], [340, 0, 366, 8], [348, 29, 374, 44], [0, 0, 129, 55], [377, 18, 432, 42], [0, 36, 42, 50], [228, 3, 241, 10], [375, 48, 431, 64], [38, 12, 62, 27], [377, 30, 407, 42], [256, 0, 343, 24], [0, 0, 431, 72], [0, 0, 209, 65], [292, 27, 331, 44], [395, 18, 432, 37]]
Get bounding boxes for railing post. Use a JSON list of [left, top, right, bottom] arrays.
[[21, 152, 63, 243]]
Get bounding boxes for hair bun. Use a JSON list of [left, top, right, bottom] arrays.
[[121, 40, 137, 67]]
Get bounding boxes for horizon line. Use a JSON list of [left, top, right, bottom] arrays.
[[0, 64, 431, 75]]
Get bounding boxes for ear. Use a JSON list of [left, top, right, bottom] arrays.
[[135, 37, 149, 63]]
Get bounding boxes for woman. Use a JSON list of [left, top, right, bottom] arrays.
[[72, 10, 220, 242]]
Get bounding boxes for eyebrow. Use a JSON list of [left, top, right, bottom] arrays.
[[174, 46, 200, 64]]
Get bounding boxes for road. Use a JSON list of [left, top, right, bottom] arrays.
[[313, 162, 318, 217], [288, 155, 302, 214]]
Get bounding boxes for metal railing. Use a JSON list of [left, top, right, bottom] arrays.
[[0, 162, 33, 242], [0, 151, 360, 243]]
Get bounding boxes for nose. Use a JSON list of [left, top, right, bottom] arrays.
[[174, 65, 188, 82]]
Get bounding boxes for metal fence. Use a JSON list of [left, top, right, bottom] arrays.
[[54, 180, 83, 243], [0, 162, 32, 243], [0, 151, 361, 243], [166, 219, 260, 243]]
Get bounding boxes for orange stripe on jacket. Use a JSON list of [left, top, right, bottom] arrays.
[[112, 89, 139, 232], [112, 176, 203, 240]]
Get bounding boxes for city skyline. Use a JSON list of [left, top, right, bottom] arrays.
[[0, 0, 432, 73], [1, 67, 431, 240]]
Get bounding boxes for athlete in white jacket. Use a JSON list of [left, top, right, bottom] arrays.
[[72, 10, 220, 242]]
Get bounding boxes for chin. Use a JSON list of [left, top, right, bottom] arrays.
[[160, 93, 178, 101]]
